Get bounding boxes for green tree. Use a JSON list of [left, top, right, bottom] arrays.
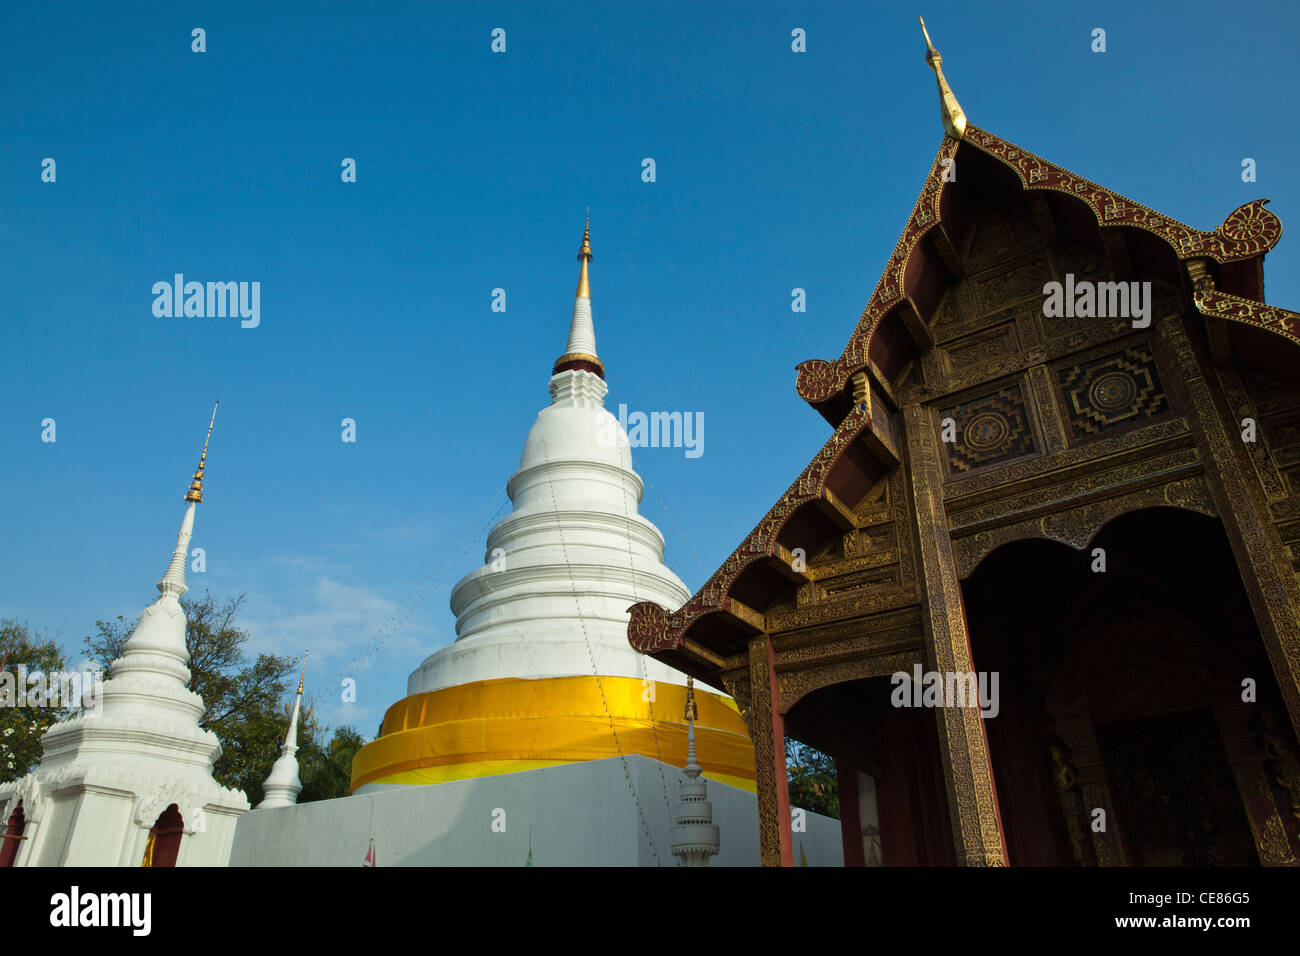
[[300, 725, 366, 802], [786, 739, 840, 819], [0, 621, 72, 783]]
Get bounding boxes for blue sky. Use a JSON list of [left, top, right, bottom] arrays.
[[3, 0, 1297, 737]]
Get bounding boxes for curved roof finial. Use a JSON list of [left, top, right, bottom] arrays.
[[919, 17, 967, 140]]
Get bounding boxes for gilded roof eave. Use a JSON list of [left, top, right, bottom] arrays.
[[794, 124, 1285, 410]]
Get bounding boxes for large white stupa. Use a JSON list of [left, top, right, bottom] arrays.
[[350, 220, 756, 793], [231, 223, 843, 866]]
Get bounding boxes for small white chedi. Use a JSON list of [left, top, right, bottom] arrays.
[[0, 407, 250, 866], [671, 678, 721, 867], [257, 662, 306, 810]]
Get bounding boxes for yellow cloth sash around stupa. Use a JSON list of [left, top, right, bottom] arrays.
[[350, 675, 756, 793]]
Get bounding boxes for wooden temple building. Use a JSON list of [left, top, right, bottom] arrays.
[[627, 23, 1300, 867]]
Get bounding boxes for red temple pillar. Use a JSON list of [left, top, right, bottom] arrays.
[[837, 761, 866, 867]]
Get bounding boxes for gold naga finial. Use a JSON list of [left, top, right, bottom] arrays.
[[297, 650, 308, 695], [576, 213, 592, 299], [185, 401, 219, 503], [919, 17, 967, 140]]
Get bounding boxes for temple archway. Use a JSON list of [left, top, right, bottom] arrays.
[[784, 676, 955, 866], [142, 804, 184, 868], [963, 507, 1298, 865], [0, 801, 25, 868]]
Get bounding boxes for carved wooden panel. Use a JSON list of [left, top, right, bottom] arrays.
[[951, 473, 1216, 578], [1054, 341, 1172, 444], [939, 383, 1040, 477]]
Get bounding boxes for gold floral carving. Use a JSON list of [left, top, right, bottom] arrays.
[[748, 634, 791, 867], [1195, 287, 1300, 350], [778, 650, 922, 714], [627, 601, 672, 654], [967, 130, 1282, 263], [953, 475, 1215, 578], [949, 444, 1201, 531], [1028, 364, 1069, 455], [772, 606, 923, 657], [1215, 366, 1289, 503], [944, 418, 1192, 500], [903, 402, 1008, 866]]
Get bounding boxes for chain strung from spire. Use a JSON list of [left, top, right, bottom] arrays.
[[919, 18, 967, 140]]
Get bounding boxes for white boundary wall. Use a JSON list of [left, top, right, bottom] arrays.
[[231, 755, 843, 867]]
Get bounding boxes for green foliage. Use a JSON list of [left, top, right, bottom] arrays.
[[0, 621, 72, 783], [300, 726, 366, 802], [786, 739, 840, 819]]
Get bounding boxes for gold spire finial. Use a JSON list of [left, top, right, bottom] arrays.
[[919, 17, 967, 140], [576, 215, 592, 299], [185, 401, 219, 503], [297, 650, 308, 695]]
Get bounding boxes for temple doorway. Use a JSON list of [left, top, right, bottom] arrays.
[[0, 801, 25, 867], [142, 804, 184, 868], [1097, 709, 1256, 865], [963, 507, 1294, 866], [784, 676, 955, 866]]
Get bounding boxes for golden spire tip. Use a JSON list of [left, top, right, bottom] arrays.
[[576, 215, 592, 298], [185, 401, 219, 504], [919, 17, 937, 57], [918, 17, 967, 140], [297, 651, 307, 695]]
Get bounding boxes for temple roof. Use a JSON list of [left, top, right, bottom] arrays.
[[627, 58, 1300, 679], [795, 125, 1289, 428]]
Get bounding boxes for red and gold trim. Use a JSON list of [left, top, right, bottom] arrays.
[[552, 352, 605, 378], [794, 124, 1288, 410]]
